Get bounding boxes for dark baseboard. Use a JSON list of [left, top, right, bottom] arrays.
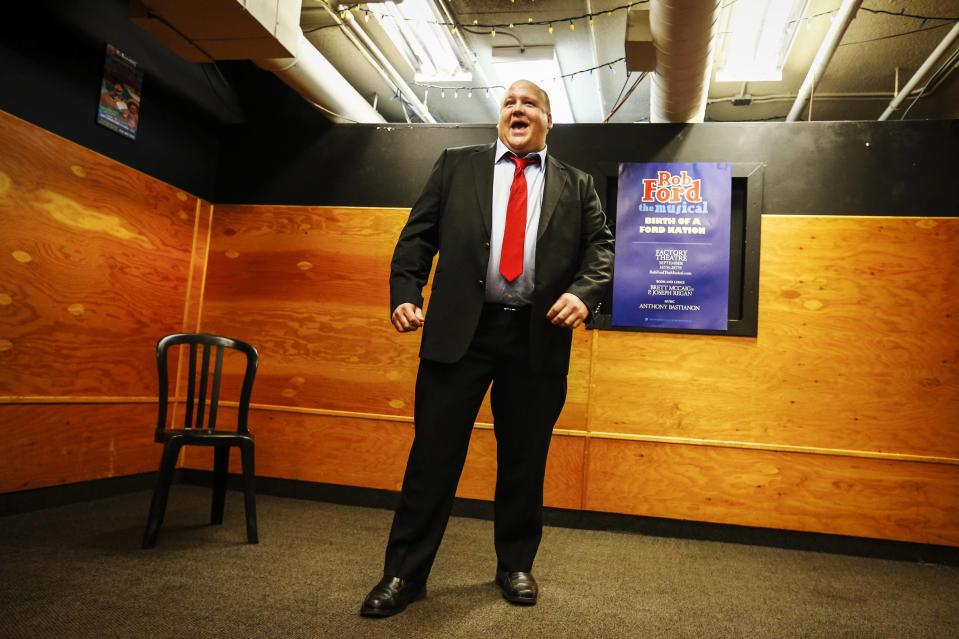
[[0, 472, 158, 516], [5, 470, 958, 566], [178, 469, 959, 567]]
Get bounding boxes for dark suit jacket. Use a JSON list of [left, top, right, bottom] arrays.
[[390, 142, 614, 374]]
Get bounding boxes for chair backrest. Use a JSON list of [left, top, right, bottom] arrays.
[[155, 333, 258, 436]]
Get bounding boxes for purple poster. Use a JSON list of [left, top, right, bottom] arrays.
[[612, 163, 731, 330]]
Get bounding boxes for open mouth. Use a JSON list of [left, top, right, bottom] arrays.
[[510, 120, 529, 133]]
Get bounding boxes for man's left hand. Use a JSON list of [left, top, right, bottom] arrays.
[[546, 293, 589, 329]]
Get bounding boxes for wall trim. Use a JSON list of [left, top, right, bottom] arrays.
[[4, 398, 955, 466]]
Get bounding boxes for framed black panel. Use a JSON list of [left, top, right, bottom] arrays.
[[590, 162, 763, 337]]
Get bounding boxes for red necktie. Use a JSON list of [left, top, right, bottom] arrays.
[[500, 154, 540, 282]]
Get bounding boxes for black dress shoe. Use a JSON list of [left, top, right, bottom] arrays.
[[360, 576, 425, 618], [495, 568, 538, 605]]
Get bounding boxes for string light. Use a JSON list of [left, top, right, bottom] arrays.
[[548, 23, 554, 34], [491, 28, 496, 37], [414, 57, 628, 98], [569, 20, 575, 31], [357, 2, 660, 33]]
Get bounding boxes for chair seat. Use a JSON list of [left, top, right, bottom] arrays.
[[157, 429, 254, 445]]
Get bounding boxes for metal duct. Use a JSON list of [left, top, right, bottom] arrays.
[[255, 29, 385, 123], [649, 0, 722, 123]]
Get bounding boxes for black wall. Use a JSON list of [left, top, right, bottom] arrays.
[[0, 0, 238, 199], [216, 120, 959, 217], [3, 0, 957, 215]]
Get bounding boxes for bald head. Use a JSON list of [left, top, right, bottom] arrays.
[[507, 80, 551, 115], [497, 80, 553, 155]]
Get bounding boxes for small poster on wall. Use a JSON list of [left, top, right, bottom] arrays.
[[612, 162, 732, 331], [96, 44, 143, 140]]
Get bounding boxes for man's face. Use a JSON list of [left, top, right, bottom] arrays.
[[497, 81, 552, 155]]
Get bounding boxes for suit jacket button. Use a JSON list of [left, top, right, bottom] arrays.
[[478, 279, 485, 287], [483, 242, 490, 249]]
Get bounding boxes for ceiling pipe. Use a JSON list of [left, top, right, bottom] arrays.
[[255, 29, 385, 123], [434, 0, 499, 119], [303, 10, 408, 118], [786, 0, 863, 122], [878, 21, 959, 120], [648, 0, 723, 123], [332, 8, 437, 123], [585, 0, 608, 121]]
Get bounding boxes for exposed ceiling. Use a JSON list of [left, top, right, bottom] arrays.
[[300, 0, 959, 123]]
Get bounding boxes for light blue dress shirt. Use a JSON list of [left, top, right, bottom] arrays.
[[485, 139, 548, 306]]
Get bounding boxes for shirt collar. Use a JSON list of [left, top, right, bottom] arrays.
[[495, 139, 547, 165]]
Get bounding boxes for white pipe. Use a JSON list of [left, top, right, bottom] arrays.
[[339, 11, 437, 123], [649, 0, 723, 123], [255, 30, 385, 123], [878, 21, 959, 120], [434, 0, 500, 118], [586, 0, 607, 121], [313, 11, 406, 112], [786, 0, 863, 122]]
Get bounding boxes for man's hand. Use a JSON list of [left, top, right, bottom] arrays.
[[391, 303, 425, 333], [546, 293, 589, 329]]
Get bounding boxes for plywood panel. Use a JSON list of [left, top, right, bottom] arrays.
[[0, 403, 157, 492], [0, 110, 201, 397], [590, 216, 959, 458], [199, 205, 589, 430], [457, 429, 584, 510], [585, 438, 959, 546], [182, 408, 584, 509]]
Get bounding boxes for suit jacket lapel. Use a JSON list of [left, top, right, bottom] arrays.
[[538, 154, 568, 240], [471, 143, 496, 237]]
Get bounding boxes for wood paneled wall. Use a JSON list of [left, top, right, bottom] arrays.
[[3, 109, 956, 548], [194, 205, 959, 546], [0, 110, 212, 492]]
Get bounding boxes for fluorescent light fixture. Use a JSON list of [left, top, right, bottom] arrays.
[[368, 0, 470, 83], [715, 0, 809, 82], [491, 46, 575, 123]]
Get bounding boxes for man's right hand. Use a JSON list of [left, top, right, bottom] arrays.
[[391, 303, 425, 333]]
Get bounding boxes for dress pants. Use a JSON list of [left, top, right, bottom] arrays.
[[383, 304, 567, 585]]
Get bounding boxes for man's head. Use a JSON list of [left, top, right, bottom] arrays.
[[497, 80, 552, 156]]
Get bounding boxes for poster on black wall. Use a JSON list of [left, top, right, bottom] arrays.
[[612, 162, 731, 331], [96, 44, 142, 140]]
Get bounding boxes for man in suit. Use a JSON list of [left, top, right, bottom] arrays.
[[361, 80, 614, 617]]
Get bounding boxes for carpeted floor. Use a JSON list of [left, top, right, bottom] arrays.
[[0, 485, 956, 638]]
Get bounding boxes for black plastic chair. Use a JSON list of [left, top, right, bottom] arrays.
[[142, 333, 259, 549]]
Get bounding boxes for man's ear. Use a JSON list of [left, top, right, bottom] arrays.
[[547, 112, 553, 129]]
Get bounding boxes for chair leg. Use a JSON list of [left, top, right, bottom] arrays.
[[142, 439, 182, 549], [211, 446, 230, 525], [239, 441, 258, 544]]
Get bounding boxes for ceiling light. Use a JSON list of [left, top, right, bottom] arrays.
[[491, 46, 575, 123], [715, 0, 809, 82], [368, 0, 470, 83]]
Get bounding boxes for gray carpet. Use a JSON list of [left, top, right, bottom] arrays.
[[0, 485, 956, 638]]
